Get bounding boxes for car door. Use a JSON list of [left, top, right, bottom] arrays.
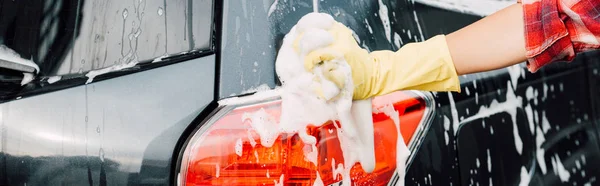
[[0, 0, 216, 185], [210, 0, 600, 186]]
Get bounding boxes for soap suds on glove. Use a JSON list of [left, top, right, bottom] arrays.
[[237, 13, 409, 186], [274, 13, 377, 185]]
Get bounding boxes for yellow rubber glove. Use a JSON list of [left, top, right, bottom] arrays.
[[302, 22, 461, 100]]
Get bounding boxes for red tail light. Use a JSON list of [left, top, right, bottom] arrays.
[[178, 91, 434, 186]]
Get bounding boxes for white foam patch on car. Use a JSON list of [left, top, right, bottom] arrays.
[[314, 171, 324, 186], [507, 64, 525, 89], [151, 54, 169, 63], [47, 76, 62, 84], [519, 166, 531, 186], [0, 45, 40, 73], [242, 108, 280, 147], [267, 0, 279, 17], [443, 116, 450, 145], [448, 92, 460, 135], [525, 87, 535, 134], [21, 73, 34, 85], [85, 60, 138, 84], [552, 154, 570, 182], [487, 149, 492, 172], [240, 84, 273, 95], [215, 163, 220, 178], [536, 125, 547, 174], [374, 103, 410, 185], [235, 138, 243, 157], [332, 158, 344, 180], [274, 174, 285, 186], [377, 0, 391, 43], [412, 11, 425, 41], [459, 81, 523, 154], [541, 111, 551, 133]]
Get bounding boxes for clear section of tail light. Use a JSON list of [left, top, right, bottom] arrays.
[[178, 90, 434, 186]]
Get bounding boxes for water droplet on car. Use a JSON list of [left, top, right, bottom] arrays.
[[96, 126, 101, 133], [81, 59, 85, 64], [134, 28, 142, 38], [158, 7, 164, 16], [94, 35, 100, 43], [99, 148, 105, 162], [122, 8, 129, 19]]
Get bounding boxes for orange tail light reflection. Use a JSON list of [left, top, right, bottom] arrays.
[[180, 91, 431, 186]]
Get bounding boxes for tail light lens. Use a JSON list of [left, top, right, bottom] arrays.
[[178, 90, 434, 186]]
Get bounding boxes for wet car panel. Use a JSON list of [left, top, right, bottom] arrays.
[[0, 0, 599, 185], [0, 55, 215, 185], [218, 0, 600, 186]]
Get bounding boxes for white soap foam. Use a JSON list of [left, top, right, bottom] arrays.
[[21, 73, 34, 85], [541, 111, 551, 133], [536, 125, 547, 174], [274, 174, 285, 186], [525, 87, 535, 134], [486, 149, 492, 172], [332, 158, 344, 180], [375, 103, 410, 186], [151, 54, 169, 63], [240, 84, 272, 95], [215, 163, 220, 178], [230, 13, 379, 186], [443, 116, 450, 145], [47, 76, 62, 84], [552, 154, 570, 182], [412, 11, 425, 41], [254, 150, 259, 162], [448, 92, 459, 135], [519, 166, 531, 186], [314, 171, 324, 186], [235, 138, 243, 157], [247, 129, 257, 147], [242, 108, 280, 147], [85, 60, 138, 84], [393, 32, 404, 48], [377, 0, 392, 43], [305, 143, 319, 166], [365, 19, 373, 34], [543, 83, 548, 100], [0, 45, 40, 73], [459, 81, 523, 154], [507, 64, 524, 89], [267, 0, 279, 17], [524, 105, 535, 134]]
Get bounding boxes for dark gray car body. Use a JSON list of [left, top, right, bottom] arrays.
[[1, 0, 599, 185]]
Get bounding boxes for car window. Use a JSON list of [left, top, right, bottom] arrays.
[[0, 0, 213, 76]]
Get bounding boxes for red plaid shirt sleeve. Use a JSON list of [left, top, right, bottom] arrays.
[[519, 0, 600, 72]]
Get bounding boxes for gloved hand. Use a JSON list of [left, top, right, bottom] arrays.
[[298, 21, 461, 100]]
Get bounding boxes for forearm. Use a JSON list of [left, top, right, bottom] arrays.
[[446, 3, 527, 75]]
